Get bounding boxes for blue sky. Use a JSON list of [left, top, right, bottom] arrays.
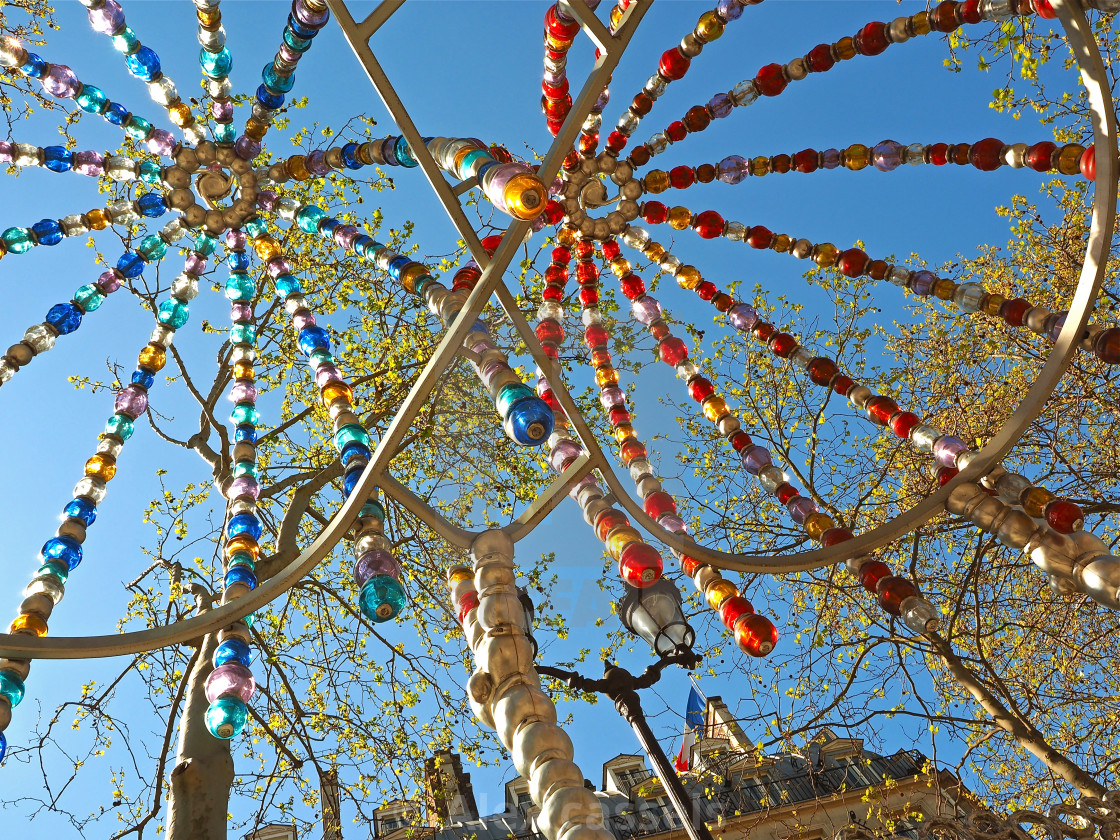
[[0, 0, 1089, 834]]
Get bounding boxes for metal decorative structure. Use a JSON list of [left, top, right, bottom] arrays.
[[0, 1, 1116, 833]]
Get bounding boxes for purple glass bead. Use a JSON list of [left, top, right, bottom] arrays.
[[932, 435, 967, 468], [354, 550, 399, 588], [314, 365, 343, 388], [717, 155, 748, 185], [146, 129, 176, 157], [115, 384, 149, 418], [265, 256, 289, 277], [740, 444, 772, 475], [599, 386, 626, 411], [88, 0, 125, 34], [0, 141, 13, 163], [230, 303, 254, 322], [786, 496, 819, 525], [872, 140, 904, 172], [632, 296, 662, 325], [531, 214, 548, 234], [479, 361, 504, 389], [593, 88, 610, 112], [278, 43, 302, 65], [234, 136, 261, 161], [716, 0, 744, 21], [543, 68, 564, 86], [910, 270, 937, 296], [482, 164, 518, 209], [184, 254, 207, 274], [293, 0, 330, 28], [204, 663, 256, 704], [227, 475, 260, 501], [470, 339, 496, 355], [567, 474, 599, 499], [229, 380, 257, 403], [72, 150, 105, 177], [97, 270, 122, 293], [333, 225, 360, 249], [708, 93, 733, 119], [41, 64, 80, 98], [1049, 311, 1067, 341], [821, 149, 841, 170], [212, 99, 234, 121], [659, 515, 688, 534], [548, 439, 582, 472], [257, 191, 279, 212], [306, 150, 330, 177], [728, 304, 759, 332], [225, 229, 247, 249], [291, 310, 315, 331]]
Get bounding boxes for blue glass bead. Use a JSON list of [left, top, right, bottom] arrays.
[[38, 560, 69, 584], [42, 536, 83, 570], [230, 404, 260, 425], [104, 102, 130, 126], [475, 161, 500, 182], [46, 302, 83, 334], [139, 161, 161, 184], [295, 206, 326, 235], [234, 425, 257, 444], [194, 232, 218, 256], [199, 46, 232, 79], [225, 566, 257, 590], [213, 122, 236, 144], [75, 284, 106, 312], [43, 146, 73, 172], [229, 323, 257, 345], [359, 575, 407, 623], [225, 273, 256, 301], [227, 251, 250, 271], [286, 14, 319, 40], [2, 227, 34, 254], [360, 499, 385, 521], [21, 52, 47, 78], [342, 466, 365, 497], [227, 513, 263, 541], [125, 46, 161, 81], [64, 497, 97, 526], [495, 383, 535, 417], [340, 441, 371, 465], [318, 218, 339, 238], [335, 423, 369, 450], [261, 63, 295, 94], [214, 639, 254, 669], [157, 299, 189, 328], [341, 143, 361, 170], [352, 235, 374, 255], [106, 413, 135, 440], [111, 27, 139, 53], [131, 369, 155, 389], [0, 671, 26, 708], [205, 695, 248, 739], [0, 731, 7, 764], [243, 217, 268, 238], [124, 115, 153, 141], [140, 233, 168, 263], [256, 84, 284, 110], [387, 256, 411, 280], [297, 326, 330, 356], [75, 84, 108, 114], [116, 252, 145, 278], [282, 27, 312, 52], [32, 218, 64, 246], [504, 397, 554, 446], [137, 193, 167, 218], [275, 275, 301, 297], [394, 136, 418, 168]]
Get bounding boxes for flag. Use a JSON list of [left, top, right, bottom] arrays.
[[673, 686, 706, 772]]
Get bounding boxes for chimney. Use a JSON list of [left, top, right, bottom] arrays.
[[704, 696, 751, 751], [424, 750, 479, 825]]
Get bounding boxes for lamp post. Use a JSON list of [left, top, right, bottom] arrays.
[[537, 579, 716, 840]]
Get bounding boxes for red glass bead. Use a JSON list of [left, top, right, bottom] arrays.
[[659, 336, 689, 365], [541, 343, 560, 360], [609, 407, 631, 427], [601, 240, 621, 260], [540, 389, 559, 410], [752, 323, 775, 343], [536, 321, 564, 345], [832, 375, 854, 396], [683, 106, 710, 133], [644, 491, 678, 520], [669, 165, 695, 189], [619, 274, 646, 299], [866, 396, 898, 426], [593, 512, 628, 543], [481, 235, 503, 254], [688, 377, 715, 402], [1034, 0, 1057, 17], [458, 591, 479, 624], [542, 95, 572, 119], [584, 324, 609, 348], [545, 6, 580, 39], [730, 431, 753, 451], [770, 333, 797, 358], [680, 554, 703, 576], [551, 247, 571, 263], [650, 322, 669, 341], [620, 439, 647, 463], [755, 63, 788, 96], [1081, 145, 1096, 180], [619, 542, 663, 588], [855, 22, 890, 55], [1001, 297, 1031, 327], [659, 48, 691, 81], [578, 133, 598, 155], [542, 78, 570, 98], [576, 263, 599, 284], [643, 201, 668, 224], [696, 281, 717, 301], [542, 200, 565, 225], [579, 287, 599, 306], [775, 483, 799, 505], [542, 285, 563, 302], [631, 93, 653, 116], [838, 248, 870, 277], [695, 164, 716, 184], [606, 131, 628, 153], [629, 146, 651, 166], [1027, 141, 1057, 172], [820, 527, 854, 547], [562, 150, 581, 169], [575, 240, 595, 259], [719, 595, 754, 629], [806, 357, 838, 386], [969, 137, 1004, 171], [1094, 327, 1120, 363], [771, 154, 791, 174], [960, 0, 983, 23], [877, 576, 918, 616], [1045, 499, 1084, 533], [937, 466, 959, 486], [734, 613, 777, 657], [693, 210, 725, 239], [928, 143, 949, 166], [747, 225, 773, 249], [858, 560, 891, 593], [793, 149, 819, 173], [666, 121, 688, 143], [890, 411, 921, 439], [806, 43, 835, 73], [930, 0, 960, 31]]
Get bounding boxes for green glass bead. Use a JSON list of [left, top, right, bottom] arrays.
[[2, 227, 35, 254], [296, 206, 326, 234], [125, 115, 153, 141], [230, 404, 260, 425], [111, 27, 139, 53], [74, 284, 106, 312], [229, 323, 257, 345], [76, 84, 109, 114], [194, 232, 218, 256], [106, 413, 135, 440], [225, 273, 256, 301], [243, 217, 268, 239], [335, 423, 370, 450], [157, 299, 189, 328], [139, 234, 168, 261], [227, 551, 255, 570]]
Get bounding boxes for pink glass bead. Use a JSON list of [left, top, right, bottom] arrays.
[[0, 142, 13, 163], [740, 445, 773, 475], [548, 439, 582, 472], [72, 150, 105, 177], [184, 254, 207, 274], [229, 380, 257, 403], [257, 191, 279, 212], [88, 0, 125, 34], [146, 129, 176, 157], [227, 475, 260, 500], [470, 339, 496, 354], [225, 229, 247, 249], [659, 515, 688, 533], [728, 304, 759, 331], [306, 150, 331, 177], [235, 136, 261, 161], [354, 550, 399, 587], [265, 256, 289, 277], [278, 43, 301, 64], [536, 375, 551, 396], [291, 310, 315, 330], [230, 303, 253, 322], [568, 474, 599, 499], [212, 100, 234, 120], [932, 435, 966, 468], [293, 0, 330, 27], [314, 365, 343, 388], [333, 225, 360, 249], [115, 385, 148, 418], [479, 361, 504, 388], [599, 386, 626, 411], [97, 270, 122, 293], [632, 296, 662, 325], [787, 496, 818, 524], [205, 663, 256, 704], [872, 140, 904, 172], [42, 64, 80, 98]]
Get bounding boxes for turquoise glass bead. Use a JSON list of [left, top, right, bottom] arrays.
[[227, 550, 256, 569], [38, 561, 69, 584], [275, 275, 301, 297], [282, 28, 312, 52], [157, 299, 189, 328], [229, 323, 257, 345], [138, 234, 168, 261], [75, 84, 108, 114], [199, 46, 232, 78], [295, 206, 326, 234], [106, 412, 135, 440], [231, 460, 258, 479], [359, 575, 407, 622], [495, 383, 535, 417], [2, 227, 35, 254], [243, 217, 268, 238], [308, 349, 333, 368], [0, 671, 25, 707], [139, 160, 162, 185], [225, 273, 256, 301], [111, 27, 139, 53], [230, 404, 260, 425], [204, 695, 248, 739], [124, 115, 153, 141], [75, 284, 106, 312], [213, 122, 236, 144], [335, 423, 370, 450], [261, 63, 295, 93], [360, 500, 385, 521], [393, 136, 418, 167], [194, 232, 218, 256]]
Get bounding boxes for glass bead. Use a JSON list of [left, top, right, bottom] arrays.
[[1021, 486, 1054, 517], [41, 63, 80, 98], [157, 299, 189, 329], [910, 424, 939, 452], [740, 445, 772, 475], [9, 613, 47, 637], [1044, 500, 1084, 533], [42, 535, 83, 570], [199, 46, 232, 78], [205, 663, 255, 704], [227, 513, 263, 541], [24, 574, 65, 606], [64, 497, 98, 526], [124, 45, 161, 81], [85, 453, 117, 481], [24, 324, 57, 353], [205, 695, 248, 739], [734, 613, 777, 657], [717, 155, 748, 184], [229, 323, 257, 346], [872, 140, 904, 172], [42, 145, 73, 172], [32, 219, 64, 246], [953, 283, 985, 313], [214, 639, 254, 669], [932, 435, 967, 468], [729, 79, 758, 107], [504, 398, 554, 446], [0, 671, 26, 707], [230, 404, 260, 426], [14, 143, 42, 167], [359, 575, 407, 622], [2, 226, 34, 254], [225, 565, 257, 589], [115, 384, 149, 418], [618, 542, 663, 588]]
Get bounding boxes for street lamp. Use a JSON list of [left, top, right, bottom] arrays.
[[618, 577, 695, 658]]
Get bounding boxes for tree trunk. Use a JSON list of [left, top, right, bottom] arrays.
[[166, 631, 234, 840], [930, 632, 1105, 798]]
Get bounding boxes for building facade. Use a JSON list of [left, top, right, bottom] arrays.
[[372, 697, 973, 840]]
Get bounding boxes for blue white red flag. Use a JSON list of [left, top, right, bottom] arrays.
[[673, 687, 705, 772]]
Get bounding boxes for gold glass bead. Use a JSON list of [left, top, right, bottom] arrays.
[[813, 243, 839, 267], [704, 578, 738, 610], [286, 154, 310, 181], [85, 454, 117, 481], [643, 170, 670, 194], [644, 243, 666, 262], [87, 208, 110, 230], [254, 236, 282, 261], [610, 258, 632, 277], [605, 525, 642, 560], [196, 7, 221, 26], [446, 566, 472, 586], [701, 396, 729, 422], [557, 226, 579, 247], [1056, 144, 1084, 175], [676, 265, 702, 290], [321, 382, 353, 406], [834, 36, 857, 60], [910, 12, 931, 35], [399, 262, 428, 294], [138, 343, 167, 372], [844, 144, 870, 171], [614, 423, 636, 444], [596, 367, 620, 388], [667, 206, 692, 230], [750, 156, 770, 177], [225, 534, 260, 561], [10, 614, 48, 637], [983, 293, 1005, 316], [695, 11, 725, 42], [804, 512, 835, 540], [244, 118, 268, 141], [233, 361, 254, 380], [1021, 486, 1055, 517], [168, 102, 193, 127], [504, 173, 547, 220], [771, 233, 791, 252], [933, 278, 957, 300]]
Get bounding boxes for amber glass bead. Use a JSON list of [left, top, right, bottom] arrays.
[[605, 525, 642, 560], [701, 396, 728, 422], [696, 11, 725, 41], [1021, 486, 1055, 517], [666, 122, 688, 143], [693, 210, 724, 239], [609, 258, 632, 278], [859, 560, 891, 593], [771, 234, 791, 253], [225, 534, 260, 560], [613, 424, 636, 445], [747, 226, 773, 249], [85, 453, 117, 481], [713, 294, 734, 312], [755, 63, 788, 96], [557, 226, 578, 247], [683, 106, 711, 133], [197, 7, 221, 25], [838, 248, 869, 277], [11, 614, 48, 637], [843, 144, 870, 171], [933, 278, 957, 300], [590, 349, 611, 369], [834, 36, 857, 60], [1056, 144, 1085, 175], [321, 382, 353, 406], [286, 155, 310, 181], [1001, 298, 1031, 327], [1093, 327, 1120, 363], [750, 157, 770, 177], [676, 265, 702, 290], [669, 165, 695, 189], [629, 146, 651, 166], [168, 102, 193, 127], [804, 512, 834, 540], [233, 361, 254, 380], [866, 396, 897, 426], [806, 43, 835, 73], [644, 243, 666, 262], [930, 0, 961, 31], [138, 343, 167, 372], [734, 614, 777, 657], [982, 293, 1005, 316], [631, 93, 653, 116], [667, 206, 692, 230], [658, 48, 691, 81], [1044, 499, 1084, 533], [752, 322, 775, 342], [620, 439, 648, 463], [595, 510, 630, 542], [910, 11, 932, 35], [877, 576, 918, 616], [771, 154, 791, 174], [813, 243, 839, 268], [770, 333, 797, 358], [87, 208, 110, 230], [704, 578, 738, 611], [807, 357, 838, 386], [254, 237, 282, 261], [643, 170, 670, 194], [868, 260, 889, 281], [245, 118, 268, 141], [694, 164, 715, 184], [595, 368, 620, 388]]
